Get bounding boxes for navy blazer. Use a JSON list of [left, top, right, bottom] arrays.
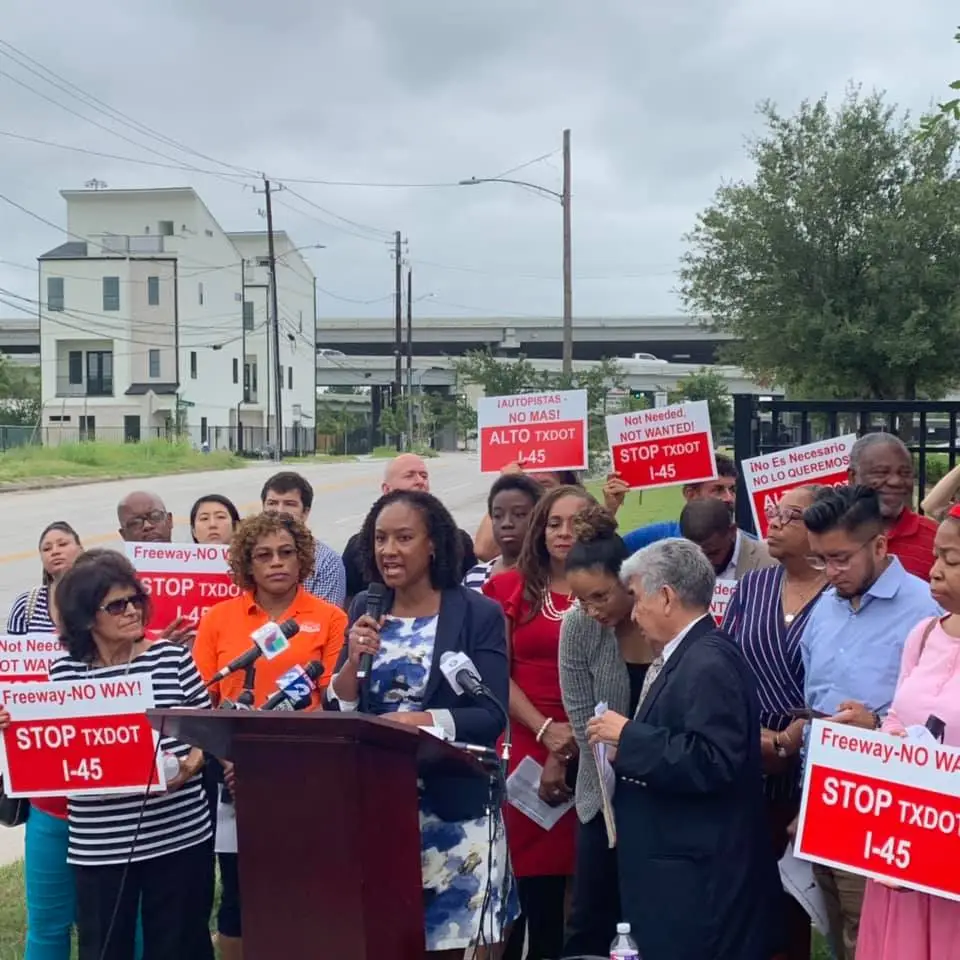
[[613, 615, 781, 960], [324, 584, 508, 821]]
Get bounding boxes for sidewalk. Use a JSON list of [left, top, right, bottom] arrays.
[[0, 825, 24, 867]]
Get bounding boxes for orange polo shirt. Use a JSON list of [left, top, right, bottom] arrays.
[[193, 587, 347, 708]]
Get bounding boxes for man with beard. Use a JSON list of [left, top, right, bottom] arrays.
[[847, 433, 937, 581], [679, 498, 774, 581], [799, 485, 939, 959]]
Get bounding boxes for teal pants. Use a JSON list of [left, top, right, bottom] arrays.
[[24, 807, 144, 960]]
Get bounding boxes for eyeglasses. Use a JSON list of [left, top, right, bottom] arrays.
[[806, 538, 875, 572], [764, 504, 804, 526], [99, 593, 147, 617], [123, 510, 168, 532], [251, 546, 297, 564]]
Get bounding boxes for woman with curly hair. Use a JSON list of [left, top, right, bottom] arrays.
[[192, 512, 347, 960], [483, 483, 593, 960], [325, 490, 514, 959], [558, 503, 654, 956]]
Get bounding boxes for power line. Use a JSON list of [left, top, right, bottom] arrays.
[[409, 256, 677, 281], [314, 285, 394, 305]]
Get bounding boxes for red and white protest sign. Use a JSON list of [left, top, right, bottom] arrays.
[[606, 400, 716, 490], [0, 634, 64, 682], [795, 720, 960, 901], [477, 390, 588, 474], [710, 580, 737, 625], [742, 435, 855, 538], [0, 677, 165, 797], [125, 542, 240, 636]]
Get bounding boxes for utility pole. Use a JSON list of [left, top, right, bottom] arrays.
[[561, 128, 573, 378], [258, 177, 284, 461], [406, 267, 414, 445], [393, 230, 403, 451]]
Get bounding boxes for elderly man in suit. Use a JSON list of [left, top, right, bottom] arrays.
[[680, 497, 775, 581], [587, 538, 780, 960]]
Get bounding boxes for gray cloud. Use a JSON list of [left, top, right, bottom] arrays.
[[1, 0, 957, 328]]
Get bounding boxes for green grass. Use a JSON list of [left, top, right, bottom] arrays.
[[0, 859, 25, 959], [0, 441, 244, 485], [584, 479, 684, 532]]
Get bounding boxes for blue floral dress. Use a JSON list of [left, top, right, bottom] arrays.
[[368, 614, 517, 952]]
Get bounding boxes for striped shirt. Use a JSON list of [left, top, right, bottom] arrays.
[[463, 559, 496, 593], [721, 566, 823, 802], [6, 586, 55, 634], [48, 641, 213, 866]]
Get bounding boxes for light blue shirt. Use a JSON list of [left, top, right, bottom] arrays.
[[801, 557, 940, 718]]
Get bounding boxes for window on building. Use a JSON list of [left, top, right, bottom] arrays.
[[147, 276, 160, 306], [242, 301, 254, 331], [198, 282, 204, 306], [298, 310, 303, 334], [79, 415, 96, 442], [86, 351, 113, 396], [68, 351, 83, 385], [201, 417, 208, 445], [158, 220, 174, 236], [102, 277, 120, 311], [232, 358, 239, 384], [288, 366, 293, 390], [190, 351, 197, 379], [244, 360, 258, 402], [148, 349, 160, 378], [47, 277, 64, 312]]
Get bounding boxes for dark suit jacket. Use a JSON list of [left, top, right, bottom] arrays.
[[324, 585, 508, 821], [613, 614, 779, 960]]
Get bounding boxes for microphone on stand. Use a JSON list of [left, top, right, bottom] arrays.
[[207, 619, 301, 686], [356, 583, 386, 682], [260, 661, 325, 711]]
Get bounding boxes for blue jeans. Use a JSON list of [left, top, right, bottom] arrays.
[[24, 807, 144, 960]]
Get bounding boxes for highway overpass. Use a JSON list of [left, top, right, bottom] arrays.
[[317, 314, 729, 365], [316, 353, 778, 395]]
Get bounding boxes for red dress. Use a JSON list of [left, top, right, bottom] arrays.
[[484, 568, 577, 878]]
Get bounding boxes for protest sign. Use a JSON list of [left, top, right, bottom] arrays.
[[0, 634, 64, 682], [605, 400, 716, 490], [0, 676, 164, 797], [795, 720, 960, 901], [710, 580, 737, 625], [125, 542, 240, 635], [742, 435, 855, 538], [477, 390, 588, 474]]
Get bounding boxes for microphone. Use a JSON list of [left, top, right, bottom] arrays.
[[208, 619, 301, 684], [260, 661, 325, 711], [439, 651, 485, 698], [356, 583, 387, 681]]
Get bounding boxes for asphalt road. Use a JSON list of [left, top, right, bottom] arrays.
[[0, 452, 492, 865]]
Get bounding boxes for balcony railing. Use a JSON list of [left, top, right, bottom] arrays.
[[56, 377, 113, 398]]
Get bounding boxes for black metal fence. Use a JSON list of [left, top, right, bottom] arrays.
[[732, 395, 960, 533]]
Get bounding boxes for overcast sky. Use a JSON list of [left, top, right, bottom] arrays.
[[0, 1, 956, 326]]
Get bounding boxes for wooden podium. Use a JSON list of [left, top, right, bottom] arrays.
[[148, 709, 488, 960]]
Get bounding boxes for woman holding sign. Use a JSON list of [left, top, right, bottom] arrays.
[[1, 551, 215, 960], [857, 506, 960, 959]]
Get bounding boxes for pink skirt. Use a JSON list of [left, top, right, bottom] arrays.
[[857, 879, 960, 960]]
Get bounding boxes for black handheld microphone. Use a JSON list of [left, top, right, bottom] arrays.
[[356, 583, 387, 681], [926, 714, 946, 744], [207, 619, 301, 685], [260, 660, 325, 711]]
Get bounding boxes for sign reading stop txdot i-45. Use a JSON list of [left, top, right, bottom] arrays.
[[0, 633, 64, 682], [710, 580, 737, 626], [477, 390, 589, 474], [605, 400, 716, 490], [0, 677, 165, 797], [742, 435, 856, 538], [125, 542, 241, 636], [795, 720, 960, 901]]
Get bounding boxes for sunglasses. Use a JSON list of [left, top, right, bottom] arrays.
[[99, 593, 147, 617]]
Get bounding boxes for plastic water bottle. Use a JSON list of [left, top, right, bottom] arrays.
[[610, 921, 640, 959]]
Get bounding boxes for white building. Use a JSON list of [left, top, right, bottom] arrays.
[[38, 187, 317, 452]]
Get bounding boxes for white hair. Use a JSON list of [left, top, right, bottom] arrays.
[[620, 538, 716, 610]]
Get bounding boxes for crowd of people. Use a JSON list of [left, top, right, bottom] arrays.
[[0, 434, 955, 960]]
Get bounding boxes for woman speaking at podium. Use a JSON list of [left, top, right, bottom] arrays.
[[325, 489, 515, 960]]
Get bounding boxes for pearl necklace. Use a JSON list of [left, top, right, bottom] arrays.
[[542, 589, 572, 622]]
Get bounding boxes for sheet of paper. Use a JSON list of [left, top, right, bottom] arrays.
[[779, 842, 829, 936], [215, 796, 237, 855], [506, 755, 574, 830], [592, 702, 617, 847]]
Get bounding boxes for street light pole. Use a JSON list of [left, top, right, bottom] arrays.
[[561, 128, 572, 378]]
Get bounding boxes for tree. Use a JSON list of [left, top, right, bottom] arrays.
[[680, 88, 960, 399], [669, 368, 731, 440], [919, 26, 960, 138], [0, 359, 40, 427]]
